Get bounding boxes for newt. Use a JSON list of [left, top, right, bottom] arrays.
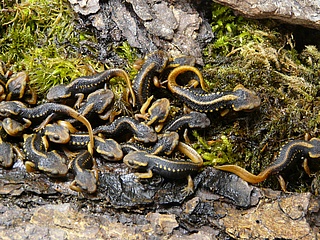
[[0, 101, 94, 154], [215, 138, 320, 190], [93, 116, 157, 143], [123, 142, 203, 193], [132, 51, 169, 107], [69, 150, 98, 194], [46, 68, 135, 107], [121, 132, 179, 156], [2, 117, 31, 136], [167, 66, 261, 113], [23, 133, 69, 177], [5, 71, 28, 101], [136, 97, 170, 132], [75, 88, 115, 121], [68, 133, 123, 161], [161, 111, 210, 133], [42, 123, 71, 144]]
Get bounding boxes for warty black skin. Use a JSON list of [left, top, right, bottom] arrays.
[[93, 116, 157, 143], [132, 51, 169, 107], [0, 100, 94, 154], [216, 138, 320, 184], [23, 133, 68, 177], [161, 111, 210, 133], [167, 66, 261, 113]]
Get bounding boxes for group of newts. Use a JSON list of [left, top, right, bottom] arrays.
[[0, 51, 319, 194]]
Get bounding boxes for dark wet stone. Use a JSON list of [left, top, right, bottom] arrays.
[[68, 0, 214, 65], [99, 172, 156, 207], [214, 0, 320, 30], [0, 168, 60, 196], [179, 197, 216, 231], [198, 167, 261, 208]]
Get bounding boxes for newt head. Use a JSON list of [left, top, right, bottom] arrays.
[[0, 100, 25, 117], [46, 85, 71, 102], [43, 123, 71, 144], [38, 150, 69, 177], [232, 84, 261, 111], [123, 151, 149, 169], [134, 122, 158, 143], [187, 112, 211, 128]]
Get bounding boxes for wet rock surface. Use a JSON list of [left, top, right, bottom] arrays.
[[1, 162, 319, 239], [213, 0, 320, 30], [2, 0, 320, 238], [68, 0, 320, 67], [70, 0, 214, 65]]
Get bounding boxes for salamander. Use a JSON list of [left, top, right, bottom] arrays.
[[93, 116, 157, 143], [2, 117, 31, 136], [121, 132, 179, 156], [23, 133, 69, 177], [167, 66, 261, 113], [136, 97, 170, 132], [68, 133, 123, 161], [132, 51, 169, 107], [151, 132, 180, 155], [69, 150, 98, 194], [42, 123, 71, 144], [46, 68, 135, 107], [5, 71, 28, 101], [145, 98, 170, 128], [161, 111, 210, 133], [215, 138, 320, 190], [75, 88, 115, 121], [123, 142, 203, 193], [0, 101, 94, 154]]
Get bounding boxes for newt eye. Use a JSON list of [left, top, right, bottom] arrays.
[[53, 134, 60, 141], [127, 159, 136, 167]]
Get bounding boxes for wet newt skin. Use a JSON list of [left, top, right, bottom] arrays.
[[68, 133, 123, 161], [123, 142, 203, 193], [46, 68, 135, 107], [0, 101, 94, 154], [167, 66, 261, 113], [132, 51, 169, 107], [215, 138, 320, 184], [69, 150, 98, 194], [23, 133, 68, 177], [93, 116, 157, 143]]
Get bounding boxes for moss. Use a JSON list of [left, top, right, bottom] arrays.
[[202, 3, 320, 192], [192, 131, 236, 166], [0, 0, 104, 97], [1, 0, 320, 193]]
